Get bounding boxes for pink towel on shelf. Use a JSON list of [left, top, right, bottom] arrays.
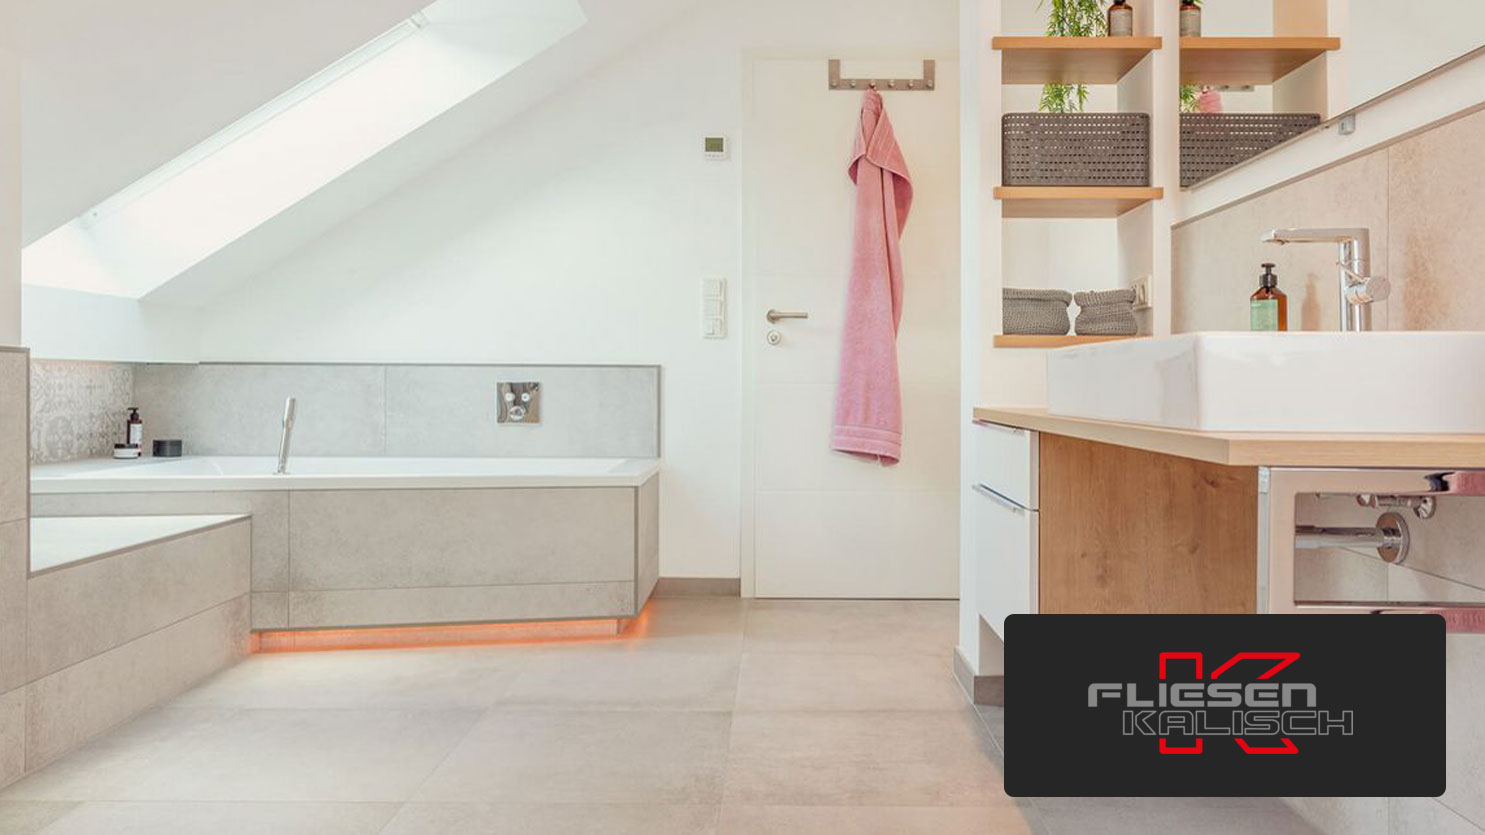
[[831, 89, 913, 466]]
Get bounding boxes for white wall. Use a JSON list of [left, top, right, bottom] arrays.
[[0, 15, 19, 346], [1347, 0, 1485, 110], [188, 0, 958, 580]]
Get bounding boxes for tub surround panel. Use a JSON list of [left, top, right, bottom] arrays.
[[0, 689, 21, 788], [23, 595, 249, 770], [636, 475, 660, 606], [384, 365, 659, 458], [0, 520, 25, 694], [131, 362, 661, 459], [251, 591, 289, 630], [31, 490, 290, 593], [0, 348, 25, 790], [28, 360, 133, 464], [288, 488, 635, 591], [133, 363, 386, 457], [1175, 106, 1485, 334], [0, 349, 27, 524], [26, 519, 250, 680], [287, 582, 635, 629]]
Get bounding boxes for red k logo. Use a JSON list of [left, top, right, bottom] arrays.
[[1157, 651, 1301, 756]]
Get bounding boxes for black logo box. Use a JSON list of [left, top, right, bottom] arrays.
[[1003, 614, 1445, 798]]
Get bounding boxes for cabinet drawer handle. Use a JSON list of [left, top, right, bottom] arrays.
[[972, 482, 1028, 513], [973, 420, 1025, 436]]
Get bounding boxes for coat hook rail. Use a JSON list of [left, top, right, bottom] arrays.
[[828, 59, 936, 91]]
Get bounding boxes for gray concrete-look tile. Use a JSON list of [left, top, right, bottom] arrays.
[[497, 644, 740, 711], [0, 352, 27, 527], [1390, 796, 1485, 835], [743, 599, 957, 656], [717, 805, 1040, 834], [28, 801, 399, 835], [173, 645, 527, 711], [381, 803, 720, 835], [0, 801, 78, 835], [24, 598, 250, 769], [2, 707, 480, 802], [722, 709, 1009, 807], [734, 652, 964, 712], [1037, 804, 1320, 835], [414, 710, 732, 805]]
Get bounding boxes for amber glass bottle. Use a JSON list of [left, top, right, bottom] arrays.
[[1107, 0, 1134, 36], [1250, 263, 1288, 331]]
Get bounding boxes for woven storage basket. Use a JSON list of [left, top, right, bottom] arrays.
[[1003, 113, 1150, 186], [1003, 288, 1072, 336], [1073, 289, 1138, 336], [1181, 113, 1321, 186]]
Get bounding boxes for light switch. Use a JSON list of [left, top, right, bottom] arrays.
[[702, 278, 727, 339]]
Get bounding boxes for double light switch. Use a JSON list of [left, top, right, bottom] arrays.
[[702, 278, 727, 339]]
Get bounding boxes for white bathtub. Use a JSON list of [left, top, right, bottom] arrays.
[[31, 455, 661, 493]]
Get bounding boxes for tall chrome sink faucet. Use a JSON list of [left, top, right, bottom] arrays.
[[1261, 227, 1391, 331], [275, 397, 296, 475]]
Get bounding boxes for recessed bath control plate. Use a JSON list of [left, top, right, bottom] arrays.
[[497, 382, 541, 424]]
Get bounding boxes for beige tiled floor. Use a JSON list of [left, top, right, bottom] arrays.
[[0, 598, 1319, 834]]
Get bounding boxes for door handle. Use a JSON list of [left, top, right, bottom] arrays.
[[766, 309, 810, 324]]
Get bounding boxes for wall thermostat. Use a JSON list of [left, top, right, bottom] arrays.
[[704, 135, 729, 160]]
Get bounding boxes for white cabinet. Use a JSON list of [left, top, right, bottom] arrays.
[[972, 420, 1037, 510], [971, 421, 1038, 639]]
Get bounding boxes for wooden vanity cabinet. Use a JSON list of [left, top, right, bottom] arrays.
[[973, 422, 1259, 635]]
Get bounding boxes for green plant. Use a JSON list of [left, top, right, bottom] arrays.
[[1180, 84, 1201, 112], [1038, 0, 1107, 113]]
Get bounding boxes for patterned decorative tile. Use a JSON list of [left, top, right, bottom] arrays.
[[29, 361, 134, 464]]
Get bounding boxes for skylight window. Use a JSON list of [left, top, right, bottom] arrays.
[[22, 0, 585, 300]]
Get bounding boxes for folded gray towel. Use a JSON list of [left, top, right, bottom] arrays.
[[1074, 288, 1136, 307], [1003, 288, 1072, 335], [1004, 288, 1073, 303]]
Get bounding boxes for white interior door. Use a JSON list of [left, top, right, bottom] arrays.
[[743, 58, 960, 599]]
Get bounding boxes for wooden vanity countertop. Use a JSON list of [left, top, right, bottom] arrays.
[[973, 407, 1485, 468]]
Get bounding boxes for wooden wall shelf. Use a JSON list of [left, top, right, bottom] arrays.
[[992, 36, 1163, 85], [994, 186, 1162, 219], [993, 335, 1143, 349], [1180, 37, 1341, 86]]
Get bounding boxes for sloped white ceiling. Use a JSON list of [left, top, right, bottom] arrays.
[[22, 0, 704, 307], [21, 0, 429, 245]]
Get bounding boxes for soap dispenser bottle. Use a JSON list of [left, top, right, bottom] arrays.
[[1250, 263, 1288, 332], [125, 407, 144, 447]]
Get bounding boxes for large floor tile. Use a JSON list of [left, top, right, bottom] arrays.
[[743, 600, 956, 657], [723, 709, 1008, 807], [2, 708, 479, 802], [1036, 803, 1319, 835], [621, 598, 747, 651], [381, 803, 719, 835], [28, 801, 398, 834], [1390, 797, 1485, 834], [498, 644, 739, 711], [717, 805, 1040, 834], [0, 802, 76, 835], [734, 652, 963, 712], [415, 710, 731, 805], [173, 646, 525, 710]]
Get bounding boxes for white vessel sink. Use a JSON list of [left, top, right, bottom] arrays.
[[1045, 332, 1485, 434]]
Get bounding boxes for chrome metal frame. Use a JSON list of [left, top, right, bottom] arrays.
[[1261, 467, 1485, 632]]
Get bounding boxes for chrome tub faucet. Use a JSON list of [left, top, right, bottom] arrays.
[[1261, 227, 1391, 332], [275, 397, 296, 475]]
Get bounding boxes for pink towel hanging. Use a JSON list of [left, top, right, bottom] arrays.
[[831, 89, 913, 465]]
